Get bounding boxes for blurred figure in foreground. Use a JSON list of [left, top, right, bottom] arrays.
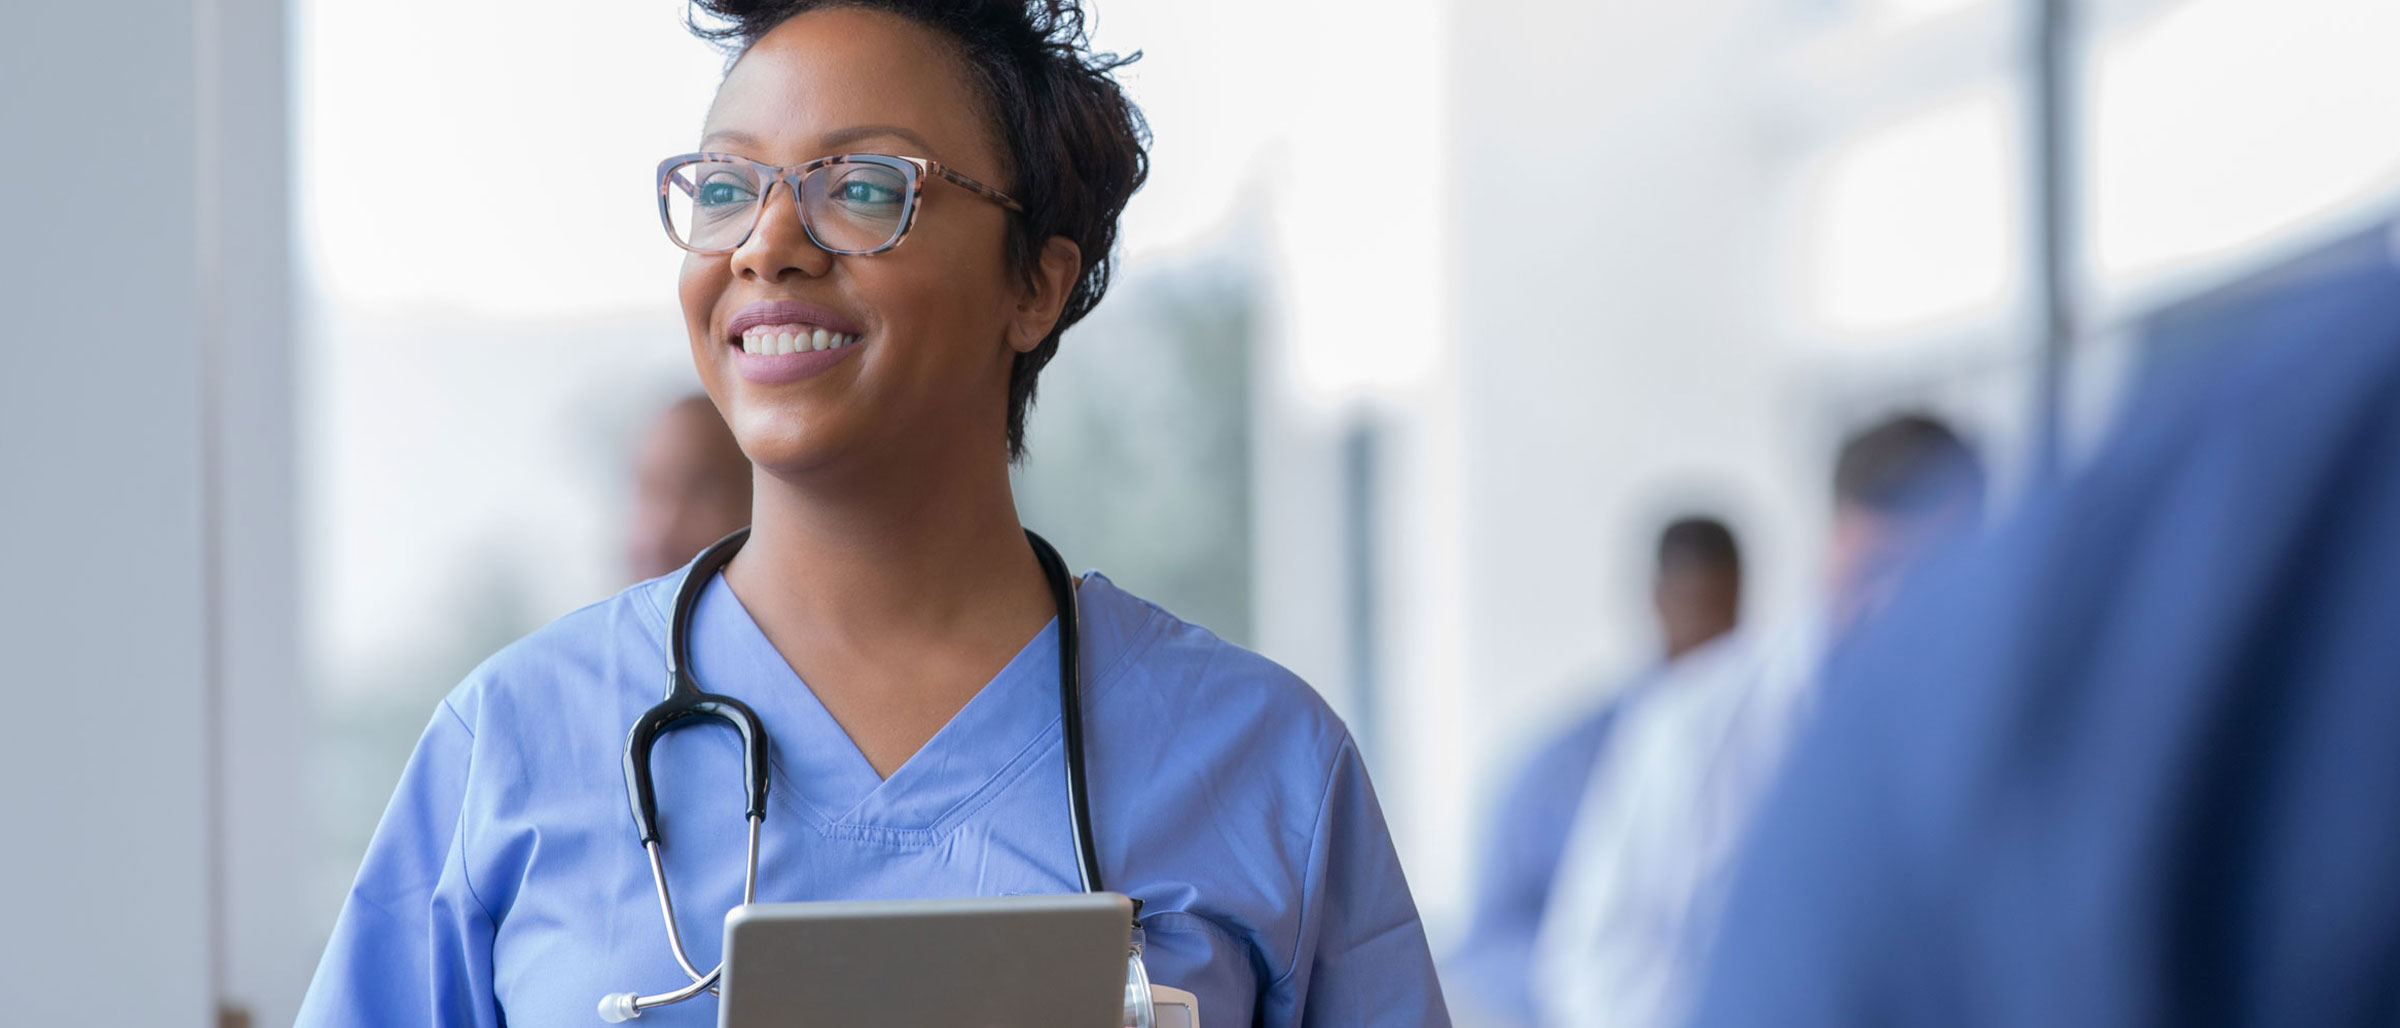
[[1447, 516, 1744, 1027], [625, 392, 753, 581], [1689, 268, 2400, 1027], [1534, 414, 1983, 1028]]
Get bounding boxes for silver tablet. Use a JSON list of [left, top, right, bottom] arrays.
[[717, 892, 1133, 1028]]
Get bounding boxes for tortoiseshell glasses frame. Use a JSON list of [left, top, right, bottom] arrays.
[[656, 151, 1024, 257]]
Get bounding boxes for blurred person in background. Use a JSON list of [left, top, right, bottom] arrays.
[[1533, 414, 1984, 1028], [297, 1, 1447, 1024], [1446, 516, 1743, 1028], [1653, 518, 1744, 662], [626, 392, 756, 581], [1688, 265, 2400, 1028]]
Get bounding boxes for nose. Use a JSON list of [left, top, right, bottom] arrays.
[[729, 176, 834, 283]]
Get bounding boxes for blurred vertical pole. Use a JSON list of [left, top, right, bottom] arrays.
[[2029, 0, 2079, 479], [200, 0, 308, 1024], [1340, 419, 1383, 761]]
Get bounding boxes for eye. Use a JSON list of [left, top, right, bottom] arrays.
[[694, 173, 757, 208], [833, 177, 903, 206]]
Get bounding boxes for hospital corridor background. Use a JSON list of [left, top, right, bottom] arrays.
[[6, 0, 2400, 1023]]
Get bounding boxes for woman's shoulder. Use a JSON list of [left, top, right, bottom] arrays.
[[1077, 572, 1353, 763], [440, 573, 678, 729]]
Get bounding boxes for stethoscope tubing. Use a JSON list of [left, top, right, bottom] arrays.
[[1029, 527, 1107, 894], [603, 527, 1105, 1021]]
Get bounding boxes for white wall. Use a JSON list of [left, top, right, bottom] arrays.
[[1436, 0, 1815, 931], [1, 0, 214, 1022], [0, 0, 300, 1023], [1250, 0, 1469, 927], [1314, 0, 1828, 933]]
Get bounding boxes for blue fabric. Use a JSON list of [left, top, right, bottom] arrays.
[[1686, 265, 2400, 1028], [299, 571, 1450, 1027], [1445, 678, 1653, 1027]]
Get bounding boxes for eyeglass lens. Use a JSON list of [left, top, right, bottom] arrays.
[[663, 158, 915, 254]]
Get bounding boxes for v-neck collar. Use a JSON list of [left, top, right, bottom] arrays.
[[654, 570, 1070, 837]]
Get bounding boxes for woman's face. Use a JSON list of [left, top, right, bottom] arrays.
[[681, 7, 1031, 479]]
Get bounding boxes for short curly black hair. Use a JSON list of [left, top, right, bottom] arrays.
[[687, 0, 1150, 462]]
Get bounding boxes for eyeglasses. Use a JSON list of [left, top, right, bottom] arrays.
[[656, 152, 1024, 256]]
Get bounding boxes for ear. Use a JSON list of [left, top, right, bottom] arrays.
[[1009, 236, 1083, 354]]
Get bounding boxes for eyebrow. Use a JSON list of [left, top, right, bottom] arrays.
[[699, 124, 943, 158]]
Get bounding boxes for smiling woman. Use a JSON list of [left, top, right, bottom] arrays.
[[684, 0, 1146, 467], [294, 2, 1450, 1027]]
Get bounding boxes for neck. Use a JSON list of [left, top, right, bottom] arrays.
[[721, 439, 1051, 648]]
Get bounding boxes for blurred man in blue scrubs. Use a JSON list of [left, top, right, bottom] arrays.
[[1687, 261, 2400, 1028], [1535, 414, 1984, 1028], [1446, 517, 1743, 1027]]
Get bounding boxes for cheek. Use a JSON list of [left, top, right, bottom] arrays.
[[849, 250, 1006, 367], [913, 240, 1020, 353]]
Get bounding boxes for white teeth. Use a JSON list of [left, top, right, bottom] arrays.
[[738, 326, 862, 354]]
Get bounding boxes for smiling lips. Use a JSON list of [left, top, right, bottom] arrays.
[[739, 323, 860, 355], [723, 299, 867, 383]]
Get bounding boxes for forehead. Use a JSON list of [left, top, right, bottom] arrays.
[[702, 6, 996, 169]]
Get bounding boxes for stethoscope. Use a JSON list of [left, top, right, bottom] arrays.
[[598, 527, 1149, 1023]]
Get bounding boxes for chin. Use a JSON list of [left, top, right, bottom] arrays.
[[728, 415, 834, 475], [724, 403, 875, 481]]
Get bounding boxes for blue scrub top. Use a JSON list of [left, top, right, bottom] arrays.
[[1686, 265, 2400, 1027], [299, 569, 1450, 1027]]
